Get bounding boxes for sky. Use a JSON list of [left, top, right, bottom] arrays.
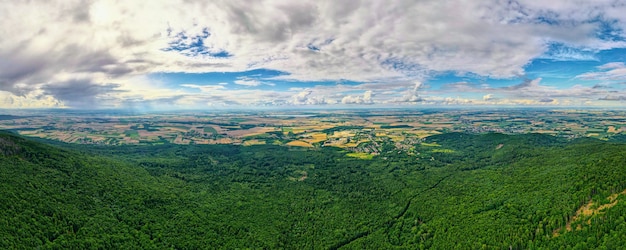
[[2, 0, 626, 110]]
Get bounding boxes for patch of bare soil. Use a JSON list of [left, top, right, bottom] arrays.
[[553, 189, 626, 237]]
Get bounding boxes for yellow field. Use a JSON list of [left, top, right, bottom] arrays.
[[534, 130, 559, 134], [166, 126, 189, 132], [302, 132, 327, 143], [230, 127, 278, 137], [286, 140, 313, 147], [290, 126, 317, 134], [331, 131, 355, 138], [388, 135, 404, 142], [213, 138, 235, 144], [19, 130, 39, 136], [243, 139, 266, 146]]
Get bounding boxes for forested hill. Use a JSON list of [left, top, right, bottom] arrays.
[[2, 130, 626, 249]]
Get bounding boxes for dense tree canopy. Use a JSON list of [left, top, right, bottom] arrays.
[[1, 131, 626, 249]]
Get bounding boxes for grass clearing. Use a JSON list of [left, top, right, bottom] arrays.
[[431, 148, 455, 153], [346, 152, 374, 160], [124, 130, 139, 138]]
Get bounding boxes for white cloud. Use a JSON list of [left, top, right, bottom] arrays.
[[292, 90, 312, 104], [234, 79, 262, 86], [598, 62, 626, 70], [539, 45, 599, 61], [599, 95, 626, 101], [0, 90, 63, 108], [2, 0, 626, 108], [576, 62, 626, 80], [437, 77, 626, 106], [181, 84, 226, 92], [341, 90, 374, 104], [387, 81, 423, 104], [291, 89, 330, 105]]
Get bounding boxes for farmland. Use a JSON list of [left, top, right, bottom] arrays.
[[1, 109, 625, 155]]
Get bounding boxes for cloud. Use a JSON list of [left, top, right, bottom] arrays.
[[503, 78, 542, 90], [539, 43, 599, 61], [539, 98, 555, 103], [386, 81, 424, 104], [120, 95, 190, 111], [2, 0, 626, 108], [234, 79, 262, 86], [162, 27, 232, 58], [180, 84, 226, 92], [443, 78, 560, 98], [290, 89, 331, 105], [292, 90, 312, 104], [592, 83, 612, 89], [599, 95, 626, 101], [576, 62, 626, 80], [42, 80, 124, 108], [597, 62, 625, 70], [0, 90, 62, 108], [438, 77, 626, 105], [341, 90, 373, 104]]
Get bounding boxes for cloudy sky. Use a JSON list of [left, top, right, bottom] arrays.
[[2, 0, 626, 110]]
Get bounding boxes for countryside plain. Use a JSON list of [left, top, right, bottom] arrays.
[[4, 108, 625, 148], [2, 108, 626, 249]]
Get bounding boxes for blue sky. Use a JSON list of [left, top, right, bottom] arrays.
[[1, 0, 626, 109]]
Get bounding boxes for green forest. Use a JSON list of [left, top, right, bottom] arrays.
[[1, 130, 626, 249]]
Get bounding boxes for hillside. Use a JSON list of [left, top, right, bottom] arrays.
[[1, 131, 626, 249]]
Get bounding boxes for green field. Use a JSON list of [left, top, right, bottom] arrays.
[[123, 129, 139, 138], [203, 126, 218, 134], [346, 152, 374, 159]]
